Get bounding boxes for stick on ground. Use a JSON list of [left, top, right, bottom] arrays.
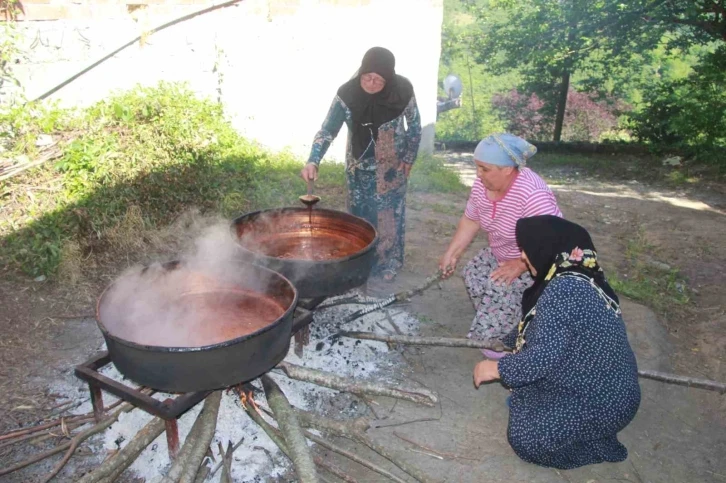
[[209, 437, 245, 477], [261, 375, 319, 483], [637, 369, 726, 394], [24, 402, 135, 482], [339, 332, 507, 352], [77, 416, 166, 483], [0, 418, 94, 450], [294, 409, 437, 483], [160, 391, 222, 483], [342, 333, 726, 394], [0, 411, 102, 443], [277, 361, 438, 407], [303, 429, 407, 483], [219, 441, 234, 483], [178, 391, 222, 483], [240, 390, 355, 483]]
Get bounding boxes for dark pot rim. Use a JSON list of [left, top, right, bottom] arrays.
[[230, 207, 379, 266], [95, 260, 298, 353]]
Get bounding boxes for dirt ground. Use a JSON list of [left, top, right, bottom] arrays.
[[1, 152, 725, 482]]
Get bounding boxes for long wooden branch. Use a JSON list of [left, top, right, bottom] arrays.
[[339, 332, 507, 352], [341, 333, 726, 394], [294, 409, 437, 483], [638, 370, 726, 394], [76, 416, 166, 483], [178, 391, 222, 483], [193, 463, 211, 483], [160, 392, 222, 483], [277, 362, 438, 407], [343, 270, 444, 323], [394, 270, 445, 302], [261, 375, 319, 483], [240, 394, 341, 483]]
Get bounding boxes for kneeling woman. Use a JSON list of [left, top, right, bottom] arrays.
[[473, 215, 641, 470]]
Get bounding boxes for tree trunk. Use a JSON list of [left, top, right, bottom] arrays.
[[552, 70, 570, 142]]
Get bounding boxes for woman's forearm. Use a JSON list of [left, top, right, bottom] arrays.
[[445, 216, 480, 258]]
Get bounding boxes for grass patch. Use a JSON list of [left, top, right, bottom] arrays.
[[0, 82, 456, 280], [0, 83, 344, 278], [430, 203, 461, 216], [610, 230, 690, 312], [409, 155, 467, 194]]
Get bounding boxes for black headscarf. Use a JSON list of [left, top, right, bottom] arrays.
[[337, 47, 414, 159], [516, 215, 619, 317]]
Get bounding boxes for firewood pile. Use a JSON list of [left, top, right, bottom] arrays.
[[0, 357, 439, 483]]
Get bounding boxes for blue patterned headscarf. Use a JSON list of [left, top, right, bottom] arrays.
[[474, 133, 537, 168]]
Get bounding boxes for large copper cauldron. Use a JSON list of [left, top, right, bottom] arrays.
[[232, 208, 378, 298], [96, 260, 297, 393]]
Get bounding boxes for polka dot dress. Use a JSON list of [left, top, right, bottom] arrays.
[[498, 275, 641, 470]]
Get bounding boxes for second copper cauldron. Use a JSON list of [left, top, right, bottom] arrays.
[[232, 207, 378, 298]]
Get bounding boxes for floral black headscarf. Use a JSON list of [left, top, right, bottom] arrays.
[[516, 215, 619, 318]]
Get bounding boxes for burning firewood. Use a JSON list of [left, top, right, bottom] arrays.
[[261, 375, 319, 483], [276, 361, 438, 407]]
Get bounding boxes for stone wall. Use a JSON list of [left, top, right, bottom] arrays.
[[8, 0, 443, 161]]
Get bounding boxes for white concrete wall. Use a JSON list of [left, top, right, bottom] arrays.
[[8, 0, 443, 161]]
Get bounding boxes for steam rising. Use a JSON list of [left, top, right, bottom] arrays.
[[99, 224, 293, 348]]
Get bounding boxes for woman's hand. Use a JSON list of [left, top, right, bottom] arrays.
[[300, 163, 319, 182], [438, 252, 459, 279], [490, 259, 527, 285], [438, 216, 480, 280], [473, 360, 500, 388]]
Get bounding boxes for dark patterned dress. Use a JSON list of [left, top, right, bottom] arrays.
[[498, 275, 641, 469], [308, 95, 422, 276]]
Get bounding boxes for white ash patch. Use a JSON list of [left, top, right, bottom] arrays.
[[49, 296, 421, 482]]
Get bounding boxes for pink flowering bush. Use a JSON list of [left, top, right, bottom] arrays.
[[491, 88, 627, 142], [491, 89, 549, 140]]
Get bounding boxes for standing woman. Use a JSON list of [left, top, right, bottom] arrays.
[[300, 47, 422, 281]]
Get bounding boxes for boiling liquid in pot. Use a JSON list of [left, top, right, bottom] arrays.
[[258, 232, 368, 261], [101, 269, 287, 348]]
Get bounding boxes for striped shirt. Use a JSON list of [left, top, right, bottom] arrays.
[[464, 168, 562, 262]]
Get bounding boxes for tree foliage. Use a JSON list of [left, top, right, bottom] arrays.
[[630, 45, 726, 162], [470, 0, 725, 141]]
